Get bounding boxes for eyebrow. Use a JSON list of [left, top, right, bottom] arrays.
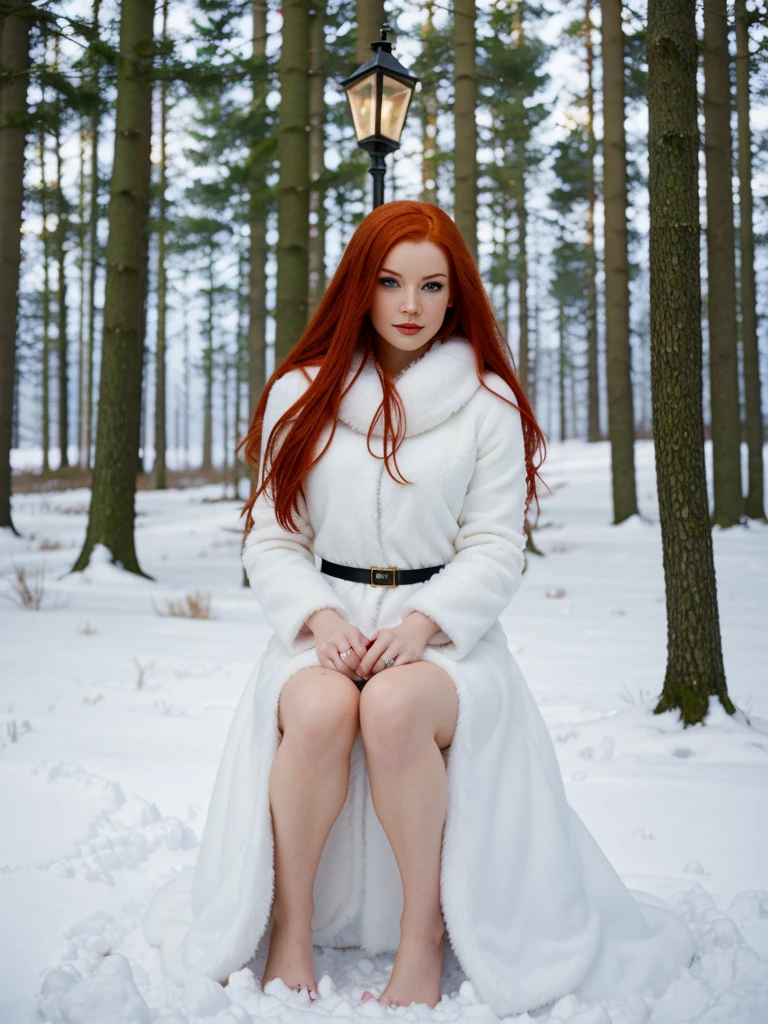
[[380, 268, 448, 280]]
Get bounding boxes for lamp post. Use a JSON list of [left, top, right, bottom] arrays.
[[341, 24, 420, 209]]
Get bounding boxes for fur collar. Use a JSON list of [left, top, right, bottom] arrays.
[[327, 334, 482, 439]]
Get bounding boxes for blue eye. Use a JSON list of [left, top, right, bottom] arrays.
[[377, 278, 444, 292], [378, 277, 399, 288], [424, 281, 443, 292]]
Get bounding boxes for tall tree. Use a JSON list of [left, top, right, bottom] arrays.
[[583, 0, 599, 444], [308, 1, 326, 317], [37, 92, 52, 474], [247, 0, 270, 431], [275, 0, 310, 363], [356, 0, 383, 63], [52, 34, 70, 468], [0, 0, 32, 533], [601, 0, 639, 523], [735, 0, 765, 521], [454, 0, 477, 261], [702, 0, 742, 528], [154, 0, 169, 489], [647, 0, 734, 725], [83, 0, 103, 472], [73, 0, 155, 575]]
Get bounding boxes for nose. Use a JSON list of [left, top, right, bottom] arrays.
[[400, 289, 421, 317]]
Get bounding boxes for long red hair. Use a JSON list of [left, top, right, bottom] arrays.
[[235, 200, 547, 537]]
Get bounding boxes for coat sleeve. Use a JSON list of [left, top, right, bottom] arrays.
[[397, 377, 527, 661], [241, 372, 352, 656]]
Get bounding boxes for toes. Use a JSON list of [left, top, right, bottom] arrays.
[[361, 990, 374, 1002]]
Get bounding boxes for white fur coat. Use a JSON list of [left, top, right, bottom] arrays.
[[143, 335, 697, 1016]]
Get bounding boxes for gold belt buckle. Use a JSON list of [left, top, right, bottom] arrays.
[[370, 566, 398, 587]]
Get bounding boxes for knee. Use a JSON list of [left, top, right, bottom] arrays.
[[282, 670, 359, 766], [359, 671, 423, 766]]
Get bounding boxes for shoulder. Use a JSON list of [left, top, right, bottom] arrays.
[[264, 366, 316, 421], [471, 371, 524, 450]]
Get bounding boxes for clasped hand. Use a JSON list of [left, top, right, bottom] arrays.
[[315, 619, 429, 681]]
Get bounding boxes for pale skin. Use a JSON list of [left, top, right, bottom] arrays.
[[259, 241, 461, 1010]]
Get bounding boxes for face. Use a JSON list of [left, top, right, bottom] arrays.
[[368, 239, 453, 365]]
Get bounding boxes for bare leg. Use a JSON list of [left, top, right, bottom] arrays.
[[261, 666, 360, 996], [358, 661, 458, 1009]]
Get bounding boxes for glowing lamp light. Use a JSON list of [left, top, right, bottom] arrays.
[[341, 24, 420, 208]]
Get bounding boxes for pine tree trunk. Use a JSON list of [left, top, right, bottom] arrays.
[[647, 0, 734, 725], [0, 0, 31, 532], [601, 0, 638, 522], [154, 0, 168, 490], [308, 2, 326, 318], [77, 120, 87, 466], [585, 0, 600, 444], [735, 0, 765, 521], [234, 244, 247, 496], [202, 255, 214, 472], [558, 299, 567, 442], [356, 0, 384, 63], [420, 3, 438, 205], [248, 0, 268, 429], [72, 0, 154, 576], [221, 344, 230, 494], [182, 271, 190, 468], [703, 0, 742, 528], [39, 114, 52, 474], [54, 39, 70, 470], [84, 0, 101, 472], [275, 0, 310, 363], [138, 185, 151, 477], [516, 168, 529, 392], [453, 0, 477, 261]]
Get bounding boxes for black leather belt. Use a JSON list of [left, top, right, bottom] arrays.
[[319, 558, 444, 587]]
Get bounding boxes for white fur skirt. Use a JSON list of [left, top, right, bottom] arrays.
[[143, 614, 697, 1017]]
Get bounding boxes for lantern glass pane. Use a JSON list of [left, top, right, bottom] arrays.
[[347, 74, 376, 141], [380, 74, 412, 142]]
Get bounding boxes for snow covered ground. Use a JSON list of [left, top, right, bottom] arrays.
[[1, 439, 767, 1024]]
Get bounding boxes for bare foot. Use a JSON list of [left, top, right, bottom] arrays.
[[261, 918, 318, 997], [361, 922, 445, 1009]]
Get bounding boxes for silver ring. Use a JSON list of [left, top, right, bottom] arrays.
[[340, 651, 349, 660], [384, 658, 395, 667]]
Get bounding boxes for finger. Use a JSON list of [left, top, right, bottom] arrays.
[[338, 643, 363, 673], [349, 633, 370, 660], [358, 638, 390, 678], [373, 645, 414, 674], [320, 641, 345, 673]]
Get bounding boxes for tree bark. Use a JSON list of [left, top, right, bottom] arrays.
[[584, 0, 599, 445], [735, 0, 765, 521], [84, 0, 102, 472], [356, 0, 384, 63], [248, 0, 268, 427], [703, 0, 742, 528], [77, 120, 87, 466], [647, 0, 734, 724], [308, 1, 326, 318], [420, 3, 438, 205], [54, 35, 70, 469], [453, 0, 477, 262], [0, 0, 31, 533], [38, 110, 52, 474], [601, 0, 638, 522], [202, 252, 214, 472], [154, 0, 168, 489], [72, 0, 154, 575], [275, 0, 310, 364]]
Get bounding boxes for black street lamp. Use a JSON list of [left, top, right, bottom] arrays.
[[341, 24, 420, 209]]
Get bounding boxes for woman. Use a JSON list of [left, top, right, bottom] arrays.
[[144, 200, 697, 1016]]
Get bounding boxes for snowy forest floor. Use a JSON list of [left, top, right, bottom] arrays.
[[1, 439, 767, 1024]]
